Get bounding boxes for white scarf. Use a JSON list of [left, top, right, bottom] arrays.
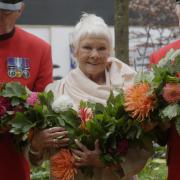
[[46, 57, 136, 109]]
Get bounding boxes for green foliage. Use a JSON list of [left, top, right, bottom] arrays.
[[138, 158, 167, 180], [80, 92, 152, 166], [31, 161, 49, 180], [160, 104, 179, 120], [138, 145, 167, 180], [31, 147, 168, 180], [0, 82, 28, 99]]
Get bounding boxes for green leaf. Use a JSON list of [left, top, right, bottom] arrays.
[[107, 91, 115, 105], [160, 104, 179, 120], [173, 55, 180, 73], [11, 97, 21, 106], [134, 71, 145, 83], [38, 91, 54, 110], [101, 154, 114, 164], [10, 112, 35, 135], [56, 116, 66, 127], [94, 103, 105, 114], [0, 82, 27, 98]]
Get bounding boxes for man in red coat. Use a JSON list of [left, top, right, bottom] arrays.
[[0, 0, 53, 179], [150, 1, 180, 179]]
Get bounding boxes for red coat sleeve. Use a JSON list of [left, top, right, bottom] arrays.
[[150, 40, 180, 65], [33, 45, 53, 92]]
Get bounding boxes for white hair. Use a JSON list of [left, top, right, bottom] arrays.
[[70, 13, 113, 53]]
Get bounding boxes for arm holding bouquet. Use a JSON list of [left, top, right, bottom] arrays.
[[73, 139, 152, 179], [29, 127, 69, 166]]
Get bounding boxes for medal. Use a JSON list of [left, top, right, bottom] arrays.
[[7, 57, 30, 79]]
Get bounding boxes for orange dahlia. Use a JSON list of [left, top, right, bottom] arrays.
[[163, 83, 180, 103], [27, 128, 34, 141], [124, 83, 156, 121], [50, 149, 77, 180]]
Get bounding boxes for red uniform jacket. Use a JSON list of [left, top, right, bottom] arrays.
[[0, 27, 53, 180], [150, 40, 180, 180]]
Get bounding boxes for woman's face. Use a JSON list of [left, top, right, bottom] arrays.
[[75, 35, 110, 80]]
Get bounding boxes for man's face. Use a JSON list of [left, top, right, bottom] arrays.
[[176, 4, 180, 27], [0, 3, 24, 34]]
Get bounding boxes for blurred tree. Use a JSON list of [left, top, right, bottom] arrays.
[[129, 0, 176, 27], [115, 0, 129, 64]]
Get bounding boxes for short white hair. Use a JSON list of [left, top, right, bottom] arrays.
[[70, 13, 113, 53]]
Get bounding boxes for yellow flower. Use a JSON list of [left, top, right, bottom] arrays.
[[124, 83, 155, 121]]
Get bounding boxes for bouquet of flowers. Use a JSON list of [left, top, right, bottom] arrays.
[[2, 48, 179, 179], [50, 94, 153, 179], [124, 49, 180, 134], [0, 82, 56, 149]]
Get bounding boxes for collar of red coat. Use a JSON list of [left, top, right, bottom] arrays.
[[0, 28, 15, 41]]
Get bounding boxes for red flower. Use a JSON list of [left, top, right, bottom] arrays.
[[0, 96, 12, 111], [79, 107, 93, 129], [108, 139, 129, 155], [116, 139, 129, 155], [176, 73, 180, 78], [0, 106, 6, 117], [163, 83, 180, 103], [14, 105, 25, 113], [0, 96, 12, 117]]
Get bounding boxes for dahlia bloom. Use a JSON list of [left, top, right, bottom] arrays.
[[79, 107, 93, 129], [116, 139, 129, 155], [0, 96, 12, 110], [27, 128, 34, 141], [124, 83, 156, 121], [50, 149, 77, 180], [0, 106, 6, 117], [26, 92, 39, 106], [0, 96, 12, 117], [52, 95, 73, 113], [163, 83, 180, 103], [176, 73, 180, 78]]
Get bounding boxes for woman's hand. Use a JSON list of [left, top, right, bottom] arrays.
[[72, 139, 104, 168], [31, 127, 69, 153]]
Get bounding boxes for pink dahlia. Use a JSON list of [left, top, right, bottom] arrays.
[[163, 83, 180, 103], [26, 92, 39, 106]]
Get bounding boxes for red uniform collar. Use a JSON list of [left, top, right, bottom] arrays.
[[0, 28, 15, 41]]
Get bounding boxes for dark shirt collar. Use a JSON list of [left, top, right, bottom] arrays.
[[0, 28, 15, 41]]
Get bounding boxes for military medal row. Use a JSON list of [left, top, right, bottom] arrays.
[[7, 57, 30, 79]]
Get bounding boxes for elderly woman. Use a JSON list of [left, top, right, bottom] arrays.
[[29, 14, 152, 180]]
